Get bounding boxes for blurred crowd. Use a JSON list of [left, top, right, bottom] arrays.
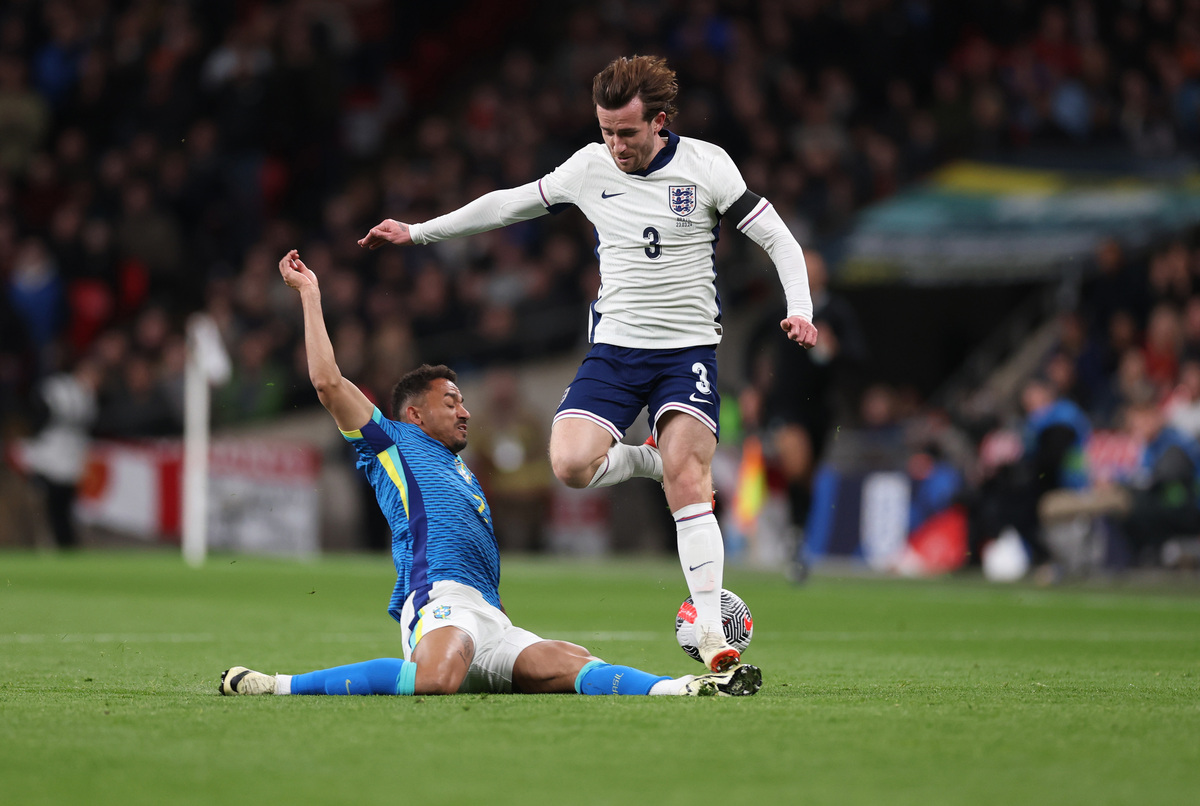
[[5, 0, 1200, 566], [6, 0, 1200, 431], [982, 232, 1200, 574], [741, 231, 1200, 577]]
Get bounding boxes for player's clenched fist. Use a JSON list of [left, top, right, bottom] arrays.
[[780, 315, 818, 348], [358, 219, 412, 249]]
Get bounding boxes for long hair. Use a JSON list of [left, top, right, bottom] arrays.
[[592, 55, 678, 125]]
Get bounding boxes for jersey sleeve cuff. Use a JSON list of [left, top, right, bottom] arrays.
[[340, 407, 383, 441]]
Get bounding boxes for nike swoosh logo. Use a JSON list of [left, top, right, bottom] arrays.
[[688, 394, 712, 405], [689, 561, 714, 571], [601, 190, 626, 199]]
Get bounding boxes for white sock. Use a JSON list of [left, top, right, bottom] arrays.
[[674, 503, 724, 633], [275, 674, 292, 695], [587, 442, 662, 487], [650, 676, 692, 696]]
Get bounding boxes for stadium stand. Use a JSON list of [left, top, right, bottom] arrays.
[[5, 1, 1200, 574]]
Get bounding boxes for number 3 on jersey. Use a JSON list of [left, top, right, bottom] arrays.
[[643, 226, 661, 260]]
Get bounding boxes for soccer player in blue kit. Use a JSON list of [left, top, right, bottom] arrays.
[[359, 55, 818, 673], [219, 250, 761, 698]]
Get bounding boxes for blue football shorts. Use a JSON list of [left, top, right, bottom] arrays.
[[553, 343, 721, 441]]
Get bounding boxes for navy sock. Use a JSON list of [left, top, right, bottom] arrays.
[[575, 660, 671, 696], [290, 658, 409, 695]]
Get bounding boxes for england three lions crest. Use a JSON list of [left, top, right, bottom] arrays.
[[669, 185, 697, 216]]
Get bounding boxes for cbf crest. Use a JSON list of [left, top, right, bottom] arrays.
[[454, 456, 473, 483], [669, 185, 697, 216]]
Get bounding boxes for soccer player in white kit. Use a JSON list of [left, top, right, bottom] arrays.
[[360, 55, 818, 673]]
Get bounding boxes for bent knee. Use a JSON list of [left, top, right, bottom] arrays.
[[549, 419, 614, 488], [413, 653, 469, 695], [415, 665, 464, 695], [551, 459, 591, 488], [549, 449, 598, 488], [512, 640, 598, 693]]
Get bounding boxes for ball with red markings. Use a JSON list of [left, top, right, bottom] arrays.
[[675, 589, 754, 663]]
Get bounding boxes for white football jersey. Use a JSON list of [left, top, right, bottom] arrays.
[[410, 130, 811, 348], [537, 132, 746, 349]]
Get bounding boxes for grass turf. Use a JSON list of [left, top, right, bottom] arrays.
[[2, 551, 1199, 805]]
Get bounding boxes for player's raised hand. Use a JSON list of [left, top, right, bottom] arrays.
[[358, 219, 413, 250], [279, 249, 318, 291], [780, 315, 818, 348]]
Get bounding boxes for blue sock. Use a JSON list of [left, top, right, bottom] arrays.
[[290, 658, 409, 695], [575, 660, 671, 696]]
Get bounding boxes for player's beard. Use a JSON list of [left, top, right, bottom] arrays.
[[448, 425, 468, 454]]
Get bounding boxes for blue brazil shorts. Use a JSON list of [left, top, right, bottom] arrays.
[[553, 343, 721, 441]]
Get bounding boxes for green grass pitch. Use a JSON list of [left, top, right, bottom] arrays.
[[2, 551, 1199, 806]]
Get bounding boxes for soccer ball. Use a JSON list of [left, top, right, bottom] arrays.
[[675, 589, 753, 663]]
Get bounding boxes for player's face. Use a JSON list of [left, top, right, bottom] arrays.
[[597, 98, 666, 173], [416, 378, 470, 453]]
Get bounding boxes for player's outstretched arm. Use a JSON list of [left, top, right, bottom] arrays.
[[357, 219, 413, 250], [279, 250, 374, 432], [357, 183, 549, 251]]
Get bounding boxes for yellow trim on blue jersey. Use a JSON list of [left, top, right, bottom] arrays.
[[376, 446, 410, 517], [339, 407, 410, 514], [339, 407, 383, 441]]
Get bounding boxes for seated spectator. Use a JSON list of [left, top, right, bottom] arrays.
[[1022, 375, 1092, 492], [1039, 389, 1200, 567], [1141, 302, 1183, 394], [1017, 375, 1093, 565], [1164, 359, 1200, 440], [1120, 394, 1200, 563]]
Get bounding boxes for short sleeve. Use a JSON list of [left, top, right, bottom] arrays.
[[341, 407, 393, 462], [707, 146, 749, 216], [536, 146, 592, 209]]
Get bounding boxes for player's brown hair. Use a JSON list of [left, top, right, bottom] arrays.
[[391, 364, 458, 421], [593, 55, 678, 125]]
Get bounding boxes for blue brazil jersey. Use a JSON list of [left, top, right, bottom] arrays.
[[341, 407, 500, 626]]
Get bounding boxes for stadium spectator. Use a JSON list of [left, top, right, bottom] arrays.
[[1142, 301, 1185, 394], [1120, 393, 1200, 563], [0, 53, 48, 175], [1022, 375, 1092, 488], [1164, 358, 1200, 440], [94, 350, 177, 438], [466, 368, 554, 553], [14, 355, 99, 548], [1083, 237, 1147, 335], [1017, 375, 1093, 564]]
